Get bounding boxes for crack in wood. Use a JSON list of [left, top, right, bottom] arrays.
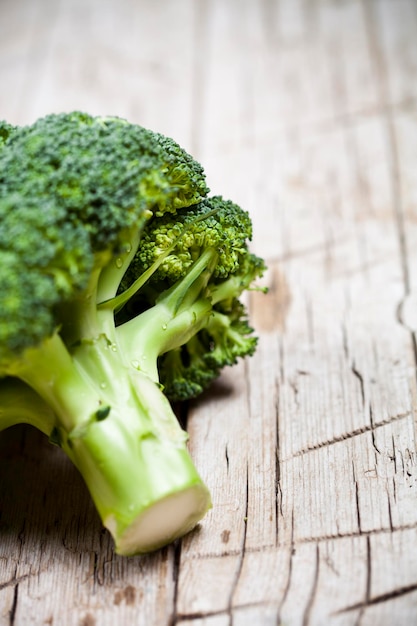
[[227, 462, 249, 626], [392, 475, 398, 504], [278, 336, 285, 386], [9, 584, 18, 626], [342, 320, 350, 361], [176, 608, 232, 621], [365, 535, 372, 620], [174, 521, 417, 562], [336, 581, 417, 614], [289, 378, 300, 409], [177, 599, 277, 622], [387, 488, 394, 533], [351, 362, 365, 407], [177, 590, 393, 624], [349, 359, 382, 459], [369, 404, 381, 457], [275, 374, 282, 543], [275, 509, 295, 626], [350, 359, 382, 457], [390, 434, 398, 475], [302, 544, 320, 626], [225, 444, 230, 474], [285, 411, 411, 459], [352, 460, 362, 534], [294, 521, 417, 546], [168, 541, 182, 626], [357, 535, 372, 625], [0, 574, 29, 592]]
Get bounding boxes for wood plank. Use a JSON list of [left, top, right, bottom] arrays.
[[369, 0, 417, 108], [183, 362, 251, 558], [182, 0, 417, 622], [0, 0, 196, 148]]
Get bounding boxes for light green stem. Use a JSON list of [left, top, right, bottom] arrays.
[[0, 379, 55, 435], [62, 368, 210, 554], [7, 331, 211, 556]]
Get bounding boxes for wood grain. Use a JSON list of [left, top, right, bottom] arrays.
[[1, 0, 417, 624]]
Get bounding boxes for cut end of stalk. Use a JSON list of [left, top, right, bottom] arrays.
[[106, 483, 211, 556]]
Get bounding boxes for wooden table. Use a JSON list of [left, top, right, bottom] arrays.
[[1, 0, 417, 624]]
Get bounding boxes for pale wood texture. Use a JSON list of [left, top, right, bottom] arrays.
[[1, 0, 417, 624]]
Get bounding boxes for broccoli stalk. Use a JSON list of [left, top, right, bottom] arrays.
[[5, 331, 210, 555], [4, 272, 213, 556]]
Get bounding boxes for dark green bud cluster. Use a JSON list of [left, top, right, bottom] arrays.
[[123, 196, 254, 289], [0, 112, 209, 252]]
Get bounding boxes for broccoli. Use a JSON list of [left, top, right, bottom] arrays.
[[0, 112, 265, 555]]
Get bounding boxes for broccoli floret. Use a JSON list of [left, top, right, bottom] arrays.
[[126, 196, 253, 284], [158, 336, 220, 402], [0, 195, 93, 356], [0, 112, 265, 556], [116, 199, 266, 399], [158, 344, 210, 402], [156, 301, 259, 402], [0, 120, 16, 149]]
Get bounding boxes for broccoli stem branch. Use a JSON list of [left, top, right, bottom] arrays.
[[96, 227, 142, 305], [0, 379, 56, 435], [58, 251, 113, 346], [11, 332, 103, 434], [116, 247, 219, 380]]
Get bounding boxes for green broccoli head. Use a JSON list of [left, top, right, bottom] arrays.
[[124, 196, 253, 286], [0, 112, 209, 252], [0, 112, 210, 364], [0, 194, 93, 361], [153, 132, 208, 212]]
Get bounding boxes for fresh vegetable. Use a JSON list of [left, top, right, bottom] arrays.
[[0, 112, 265, 555]]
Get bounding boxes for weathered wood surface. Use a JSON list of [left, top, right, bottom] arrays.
[[1, 0, 417, 624]]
